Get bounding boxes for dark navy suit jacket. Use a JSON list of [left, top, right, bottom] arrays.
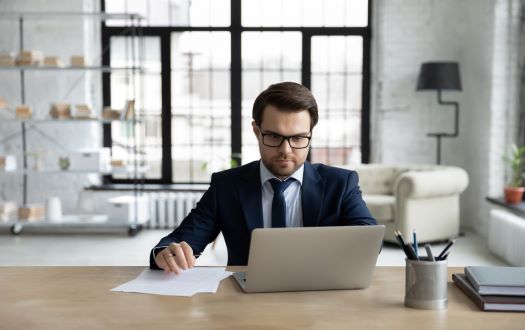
[[150, 161, 377, 268]]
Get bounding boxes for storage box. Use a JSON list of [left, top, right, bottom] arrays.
[[0, 201, 17, 222], [107, 195, 149, 224], [70, 55, 85, 67], [0, 53, 15, 66], [74, 104, 92, 119], [16, 50, 42, 66], [43, 56, 63, 67], [69, 148, 110, 172], [49, 102, 71, 119], [18, 204, 45, 221], [0, 154, 17, 171], [16, 105, 32, 119]]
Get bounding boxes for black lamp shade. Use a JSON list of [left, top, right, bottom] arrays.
[[416, 62, 462, 91]]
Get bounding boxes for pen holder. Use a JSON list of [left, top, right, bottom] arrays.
[[404, 258, 448, 310]]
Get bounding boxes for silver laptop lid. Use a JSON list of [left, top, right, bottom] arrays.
[[243, 225, 385, 293]]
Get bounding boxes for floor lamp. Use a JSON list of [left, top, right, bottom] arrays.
[[416, 62, 462, 164]]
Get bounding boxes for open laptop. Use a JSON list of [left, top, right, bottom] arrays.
[[233, 225, 385, 293]]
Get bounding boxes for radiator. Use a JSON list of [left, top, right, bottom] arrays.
[[146, 192, 204, 229]]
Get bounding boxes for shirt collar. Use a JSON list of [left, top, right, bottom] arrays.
[[259, 160, 304, 186]]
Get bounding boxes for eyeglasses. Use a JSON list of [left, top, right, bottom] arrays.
[[259, 129, 312, 149]]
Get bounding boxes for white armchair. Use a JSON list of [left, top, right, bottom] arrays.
[[336, 164, 469, 244]]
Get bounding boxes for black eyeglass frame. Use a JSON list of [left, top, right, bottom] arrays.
[[258, 127, 312, 149]]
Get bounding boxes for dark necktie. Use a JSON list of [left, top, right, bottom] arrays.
[[269, 178, 294, 228]]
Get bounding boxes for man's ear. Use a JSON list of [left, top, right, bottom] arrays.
[[252, 121, 260, 138]]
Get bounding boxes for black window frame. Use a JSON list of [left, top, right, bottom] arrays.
[[101, 0, 372, 185]]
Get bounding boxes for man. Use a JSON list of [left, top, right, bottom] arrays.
[[150, 82, 376, 274]]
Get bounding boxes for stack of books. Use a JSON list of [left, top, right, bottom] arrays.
[[453, 266, 525, 312]]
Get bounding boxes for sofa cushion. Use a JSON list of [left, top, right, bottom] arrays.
[[362, 194, 395, 222]]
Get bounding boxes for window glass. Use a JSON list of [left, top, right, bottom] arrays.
[[171, 32, 231, 182]]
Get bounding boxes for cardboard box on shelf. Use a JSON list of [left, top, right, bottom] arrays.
[[102, 106, 121, 120], [110, 159, 125, 168], [0, 201, 17, 222], [15, 50, 43, 66], [70, 55, 85, 67], [74, 104, 92, 119], [43, 56, 63, 67], [49, 102, 71, 119], [0, 53, 15, 66], [15, 105, 32, 119], [18, 204, 45, 221], [0, 97, 8, 109]]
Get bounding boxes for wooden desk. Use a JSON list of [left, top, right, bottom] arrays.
[[0, 266, 523, 329]]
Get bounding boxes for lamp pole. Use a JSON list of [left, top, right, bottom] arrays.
[[427, 90, 459, 164]]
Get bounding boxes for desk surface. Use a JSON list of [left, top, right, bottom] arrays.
[[0, 266, 523, 329]]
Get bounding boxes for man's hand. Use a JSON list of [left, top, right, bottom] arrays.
[[154, 241, 196, 274]]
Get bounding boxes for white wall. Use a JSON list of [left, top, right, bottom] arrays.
[[371, 0, 522, 235]]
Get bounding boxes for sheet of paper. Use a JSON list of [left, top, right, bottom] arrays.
[[111, 267, 233, 296]]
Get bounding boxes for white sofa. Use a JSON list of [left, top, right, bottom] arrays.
[[336, 164, 469, 244]]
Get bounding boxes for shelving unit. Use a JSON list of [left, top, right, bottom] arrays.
[[0, 11, 146, 236]]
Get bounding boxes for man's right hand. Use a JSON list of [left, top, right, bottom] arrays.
[[154, 241, 196, 274]]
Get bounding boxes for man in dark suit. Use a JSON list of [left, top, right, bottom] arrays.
[[151, 82, 376, 273]]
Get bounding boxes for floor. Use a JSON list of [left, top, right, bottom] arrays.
[[0, 228, 508, 267]]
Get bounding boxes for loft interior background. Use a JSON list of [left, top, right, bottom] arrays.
[[102, 0, 371, 184]]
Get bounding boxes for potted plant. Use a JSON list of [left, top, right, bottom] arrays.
[[503, 144, 525, 203]]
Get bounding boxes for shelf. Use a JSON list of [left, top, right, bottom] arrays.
[[0, 166, 149, 175], [0, 12, 144, 21], [0, 118, 142, 124], [0, 214, 109, 226], [0, 66, 143, 72], [486, 197, 525, 216]]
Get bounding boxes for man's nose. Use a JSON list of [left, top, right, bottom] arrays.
[[278, 138, 293, 153]]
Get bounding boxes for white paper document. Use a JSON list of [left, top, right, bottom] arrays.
[[111, 267, 233, 296]]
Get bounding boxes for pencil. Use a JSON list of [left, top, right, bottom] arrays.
[[424, 243, 435, 262], [413, 229, 419, 260], [437, 239, 456, 260], [395, 230, 418, 260]]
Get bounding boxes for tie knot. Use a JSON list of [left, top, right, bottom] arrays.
[[269, 178, 294, 194]]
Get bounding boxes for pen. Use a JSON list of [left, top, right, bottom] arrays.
[[441, 251, 450, 260], [406, 243, 418, 261], [413, 229, 419, 260], [424, 243, 435, 262], [395, 230, 418, 260], [394, 231, 412, 259], [437, 239, 456, 260]]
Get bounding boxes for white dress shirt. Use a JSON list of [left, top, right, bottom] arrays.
[[260, 160, 304, 228]]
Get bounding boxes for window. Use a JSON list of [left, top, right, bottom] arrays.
[[102, 0, 371, 184]]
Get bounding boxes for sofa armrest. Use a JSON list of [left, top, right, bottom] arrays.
[[394, 168, 469, 199]]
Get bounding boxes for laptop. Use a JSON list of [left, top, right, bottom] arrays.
[[233, 225, 385, 293]]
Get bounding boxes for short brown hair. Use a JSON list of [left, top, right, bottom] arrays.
[[252, 82, 318, 129]]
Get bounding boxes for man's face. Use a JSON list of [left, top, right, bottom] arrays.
[[252, 105, 312, 179]]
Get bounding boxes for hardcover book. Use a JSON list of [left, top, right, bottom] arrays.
[[464, 266, 525, 296], [453, 273, 525, 312]]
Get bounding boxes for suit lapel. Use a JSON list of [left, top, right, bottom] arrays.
[[301, 162, 325, 227], [238, 161, 264, 232]]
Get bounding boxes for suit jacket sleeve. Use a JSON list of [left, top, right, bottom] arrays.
[[339, 170, 377, 226], [149, 173, 221, 269]]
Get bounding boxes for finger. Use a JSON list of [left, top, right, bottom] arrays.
[[155, 254, 168, 271], [171, 244, 189, 270], [163, 252, 181, 274], [180, 241, 195, 268]]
